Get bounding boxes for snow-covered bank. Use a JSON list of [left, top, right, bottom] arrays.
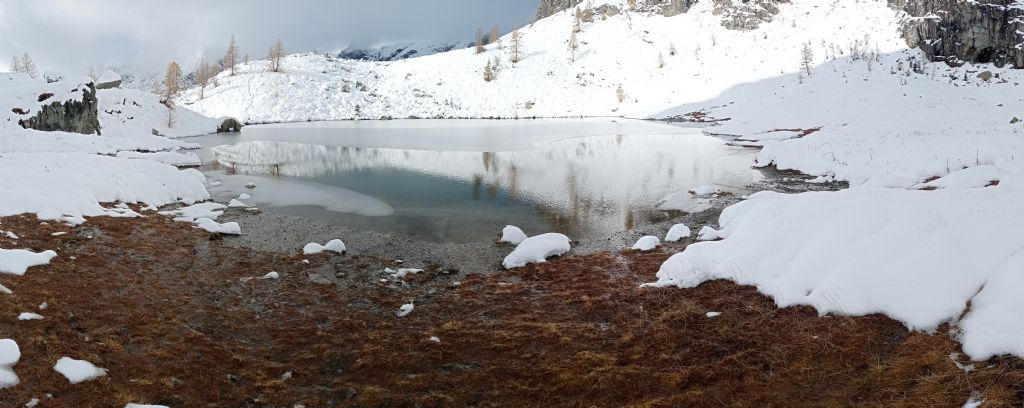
[[0, 74, 220, 224]]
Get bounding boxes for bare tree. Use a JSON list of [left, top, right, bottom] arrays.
[[658, 52, 665, 68], [627, 0, 637, 11], [489, 25, 499, 45], [9, 54, 20, 73], [616, 84, 626, 103], [17, 53, 38, 78], [475, 28, 485, 54], [224, 35, 240, 76], [244, 53, 250, 65], [574, 7, 583, 32], [267, 39, 285, 73], [801, 41, 814, 76], [195, 59, 215, 99], [509, 25, 522, 64]]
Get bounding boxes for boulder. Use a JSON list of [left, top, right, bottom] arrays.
[[95, 70, 122, 90], [217, 117, 243, 133]]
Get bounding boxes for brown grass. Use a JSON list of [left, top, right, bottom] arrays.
[[0, 214, 1021, 407]]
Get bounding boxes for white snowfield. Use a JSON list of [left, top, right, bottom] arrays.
[[0, 74, 218, 227], [502, 233, 572, 269], [53, 357, 107, 384]]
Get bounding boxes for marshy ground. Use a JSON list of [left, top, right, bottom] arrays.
[[0, 212, 1022, 407]]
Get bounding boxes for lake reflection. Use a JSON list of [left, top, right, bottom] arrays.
[[196, 121, 760, 243]]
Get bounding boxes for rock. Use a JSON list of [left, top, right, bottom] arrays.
[[1012, 116, 1021, 124], [18, 83, 101, 135], [308, 272, 333, 285], [977, 71, 993, 81], [893, 0, 1024, 68], [218, 117, 243, 133], [95, 70, 122, 89]]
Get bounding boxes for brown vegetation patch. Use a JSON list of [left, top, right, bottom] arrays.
[[0, 214, 1022, 407]]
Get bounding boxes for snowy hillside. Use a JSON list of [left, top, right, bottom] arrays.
[[0, 74, 220, 224]]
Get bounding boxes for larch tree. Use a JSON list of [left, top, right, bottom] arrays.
[[574, 7, 583, 32], [475, 28, 485, 54], [195, 59, 214, 99], [163, 61, 183, 127], [658, 52, 665, 68], [489, 25, 499, 44], [509, 25, 522, 64], [627, 0, 637, 11], [224, 35, 240, 76], [267, 39, 285, 73], [483, 59, 494, 82], [569, 28, 578, 63], [17, 53, 38, 78], [801, 41, 814, 76]]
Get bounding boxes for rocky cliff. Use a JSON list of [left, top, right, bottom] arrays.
[[536, 0, 1024, 67], [892, 0, 1024, 68], [18, 82, 101, 135]]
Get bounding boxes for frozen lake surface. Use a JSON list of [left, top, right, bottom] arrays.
[[188, 120, 761, 243]]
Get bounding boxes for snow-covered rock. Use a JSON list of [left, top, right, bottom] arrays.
[[17, 312, 43, 321], [0, 248, 57, 276], [696, 226, 720, 241], [53, 357, 107, 384], [160, 202, 226, 222], [227, 199, 248, 208], [500, 225, 528, 245], [689, 185, 720, 198], [262, 271, 280, 279], [303, 239, 346, 255], [665, 224, 692, 242], [631, 236, 660, 251], [502, 233, 571, 269]]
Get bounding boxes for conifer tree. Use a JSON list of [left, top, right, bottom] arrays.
[[224, 35, 239, 76]]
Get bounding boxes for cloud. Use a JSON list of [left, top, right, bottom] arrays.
[[0, 0, 537, 74]]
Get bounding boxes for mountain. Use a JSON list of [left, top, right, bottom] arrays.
[[337, 41, 470, 61]]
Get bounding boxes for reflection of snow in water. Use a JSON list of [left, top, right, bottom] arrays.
[[205, 173, 394, 217]]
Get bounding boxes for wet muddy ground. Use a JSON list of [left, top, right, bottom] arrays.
[[1, 208, 1022, 407]]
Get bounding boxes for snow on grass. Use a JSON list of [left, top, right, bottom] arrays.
[[649, 180, 1024, 359], [632, 236, 660, 251], [159, 202, 226, 222], [53, 357, 107, 384], [194, 218, 241, 235], [0, 248, 57, 275], [387, 268, 423, 279], [125, 404, 170, 408], [665, 224, 692, 242], [17, 312, 43, 321], [706, 312, 722, 318], [500, 225, 527, 245], [303, 239, 346, 255], [396, 302, 414, 317], [0, 339, 19, 388], [502, 233, 571, 269]]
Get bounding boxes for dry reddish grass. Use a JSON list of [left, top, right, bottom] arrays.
[[0, 214, 1021, 407]]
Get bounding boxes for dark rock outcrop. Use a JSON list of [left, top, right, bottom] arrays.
[[18, 83, 101, 135], [891, 0, 1024, 68], [537, 0, 787, 30]]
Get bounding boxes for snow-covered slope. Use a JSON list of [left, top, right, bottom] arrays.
[[0, 75, 220, 224], [179, 0, 919, 122]]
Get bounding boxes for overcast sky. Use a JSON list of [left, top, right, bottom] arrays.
[[0, 0, 538, 75]]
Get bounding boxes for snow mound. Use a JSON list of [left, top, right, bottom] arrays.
[[397, 302, 414, 317], [17, 312, 43, 321], [96, 70, 121, 84], [0, 248, 57, 275], [262, 271, 280, 279], [54, 357, 107, 384], [632, 236, 660, 251], [303, 239, 346, 255], [696, 226, 720, 241], [500, 225, 527, 245], [194, 218, 241, 235], [689, 185, 720, 198], [160, 202, 226, 222], [665, 224, 692, 242], [0, 339, 19, 388], [649, 181, 1024, 360], [502, 233, 571, 269], [227, 199, 248, 208]]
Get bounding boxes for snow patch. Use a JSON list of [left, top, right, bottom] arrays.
[[303, 239, 346, 255], [53, 357, 107, 384], [500, 225, 527, 245], [502, 233, 571, 269]]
